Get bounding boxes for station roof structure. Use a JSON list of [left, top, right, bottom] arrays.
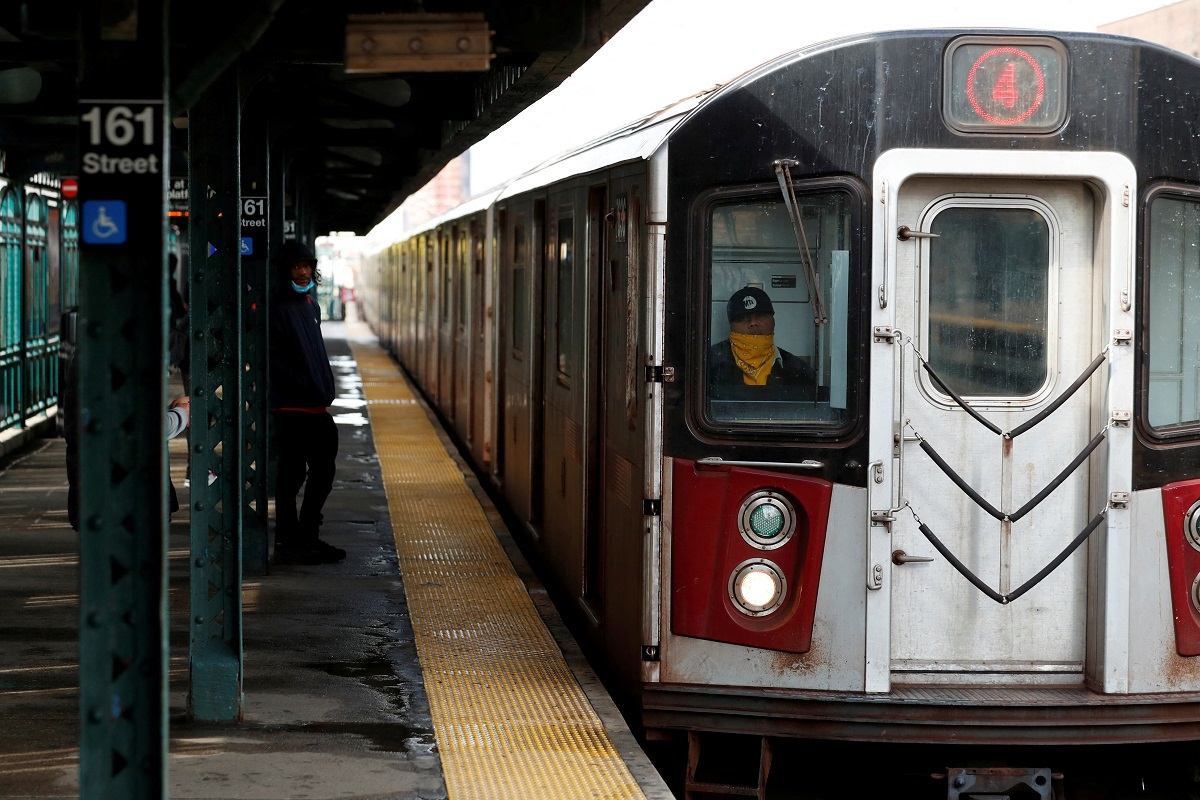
[[0, 0, 651, 234]]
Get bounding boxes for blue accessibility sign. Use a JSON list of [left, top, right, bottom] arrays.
[[240, 237, 253, 255], [82, 200, 127, 245]]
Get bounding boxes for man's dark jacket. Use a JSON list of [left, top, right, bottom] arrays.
[[269, 289, 335, 409]]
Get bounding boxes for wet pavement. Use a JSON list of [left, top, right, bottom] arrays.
[[0, 319, 670, 800], [0, 325, 447, 799]]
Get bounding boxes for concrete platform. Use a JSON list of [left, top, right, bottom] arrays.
[[0, 321, 671, 800]]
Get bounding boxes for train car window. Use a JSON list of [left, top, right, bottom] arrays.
[[926, 205, 1050, 397], [556, 215, 574, 378], [513, 267, 526, 354], [1146, 193, 1200, 433], [704, 190, 853, 426], [512, 220, 526, 354], [440, 235, 450, 321]]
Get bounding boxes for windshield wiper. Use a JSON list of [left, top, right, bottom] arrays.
[[773, 159, 827, 325]]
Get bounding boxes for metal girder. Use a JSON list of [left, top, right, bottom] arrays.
[[186, 69, 244, 722], [240, 68, 271, 575], [76, 2, 171, 796]]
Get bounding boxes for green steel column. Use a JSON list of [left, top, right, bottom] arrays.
[[76, 2, 171, 797], [264, 140, 286, 491], [239, 70, 269, 574], [186, 68, 244, 721]]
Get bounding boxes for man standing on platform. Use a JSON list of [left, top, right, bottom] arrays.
[[269, 241, 345, 564]]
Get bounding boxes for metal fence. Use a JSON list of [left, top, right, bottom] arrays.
[[0, 174, 75, 437]]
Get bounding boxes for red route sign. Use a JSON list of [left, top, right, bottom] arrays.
[[61, 178, 78, 199]]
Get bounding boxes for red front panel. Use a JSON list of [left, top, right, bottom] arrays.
[[1162, 479, 1200, 656], [670, 459, 831, 653]]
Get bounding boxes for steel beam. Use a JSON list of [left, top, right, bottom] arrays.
[[186, 68, 244, 721], [76, 1, 171, 796], [239, 68, 270, 574]]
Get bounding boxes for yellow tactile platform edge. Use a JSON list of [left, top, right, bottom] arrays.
[[351, 338, 647, 800]]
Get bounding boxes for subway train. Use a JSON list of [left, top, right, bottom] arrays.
[[362, 29, 1200, 793]]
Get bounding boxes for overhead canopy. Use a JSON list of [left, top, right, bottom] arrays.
[[0, 0, 651, 233]]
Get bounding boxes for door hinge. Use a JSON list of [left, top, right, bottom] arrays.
[[643, 498, 662, 516], [646, 365, 675, 383]]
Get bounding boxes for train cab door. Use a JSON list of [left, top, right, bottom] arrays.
[[884, 175, 1100, 686]]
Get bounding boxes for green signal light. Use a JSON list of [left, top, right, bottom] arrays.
[[749, 504, 784, 539]]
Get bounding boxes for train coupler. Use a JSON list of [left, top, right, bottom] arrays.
[[940, 766, 1064, 800]]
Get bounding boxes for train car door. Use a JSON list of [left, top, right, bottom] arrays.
[[886, 176, 1099, 684]]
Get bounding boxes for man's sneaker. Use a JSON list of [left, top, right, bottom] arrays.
[[311, 538, 347, 563], [274, 541, 324, 566]]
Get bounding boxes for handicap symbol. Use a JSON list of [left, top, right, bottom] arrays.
[[240, 237, 253, 256], [92, 207, 118, 238], [82, 200, 127, 245]]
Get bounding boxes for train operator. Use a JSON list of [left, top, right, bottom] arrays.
[[707, 286, 815, 398], [269, 241, 345, 565]]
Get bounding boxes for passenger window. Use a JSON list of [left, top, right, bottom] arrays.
[[704, 190, 853, 426], [556, 215, 573, 377], [512, 220, 526, 354], [1147, 193, 1200, 432], [926, 205, 1050, 398]]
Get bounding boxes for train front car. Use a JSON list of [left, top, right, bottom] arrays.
[[646, 29, 1200, 784]]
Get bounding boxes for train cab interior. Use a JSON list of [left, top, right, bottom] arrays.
[[702, 185, 854, 427]]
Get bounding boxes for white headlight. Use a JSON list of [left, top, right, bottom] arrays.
[[728, 559, 786, 616]]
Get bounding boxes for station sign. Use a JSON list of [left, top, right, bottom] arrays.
[[78, 99, 165, 249], [240, 196, 266, 257], [283, 219, 296, 242], [82, 200, 127, 245], [80, 101, 164, 177], [943, 37, 1067, 134], [169, 178, 188, 214]]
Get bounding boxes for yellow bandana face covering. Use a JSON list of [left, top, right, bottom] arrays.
[[729, 333, 777, 385]]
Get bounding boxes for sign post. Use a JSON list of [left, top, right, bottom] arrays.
[[76, 4, 171, 797]]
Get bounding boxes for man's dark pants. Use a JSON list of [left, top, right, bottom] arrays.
[[272, 410, 338, 543]]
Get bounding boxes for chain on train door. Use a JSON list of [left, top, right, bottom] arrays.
[[888, 178, 1097, 682]]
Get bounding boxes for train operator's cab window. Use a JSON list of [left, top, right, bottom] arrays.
[[925, 203, 1050, 399], [1146, 192, 1200, 433], [704, 190, 853, 426]]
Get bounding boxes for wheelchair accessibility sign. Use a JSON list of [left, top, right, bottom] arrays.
[[82, 200, 127, 245]]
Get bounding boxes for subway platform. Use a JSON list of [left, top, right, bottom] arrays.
[[0, 318, 673, 800]]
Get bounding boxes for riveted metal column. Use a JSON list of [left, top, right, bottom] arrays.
[[239, 70, 269, 574], [186, 68, 243, 720], [264, 138, 286, 491], [76, 1, 171, 796]]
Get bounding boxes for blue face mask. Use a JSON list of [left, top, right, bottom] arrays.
[[291, 280, 313, 294]]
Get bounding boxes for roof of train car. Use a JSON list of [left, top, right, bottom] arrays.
[[364, 89, 707, 248], [366, 26, 1188, 249], [493, 90, 709, 199]]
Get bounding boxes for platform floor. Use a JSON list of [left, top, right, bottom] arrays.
[[0, 318, 672, 799]]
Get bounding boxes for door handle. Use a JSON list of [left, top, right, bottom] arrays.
[[892, 549, 934, 565], [896, 225, 940, 241]]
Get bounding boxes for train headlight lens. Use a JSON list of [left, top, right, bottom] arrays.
[[728, 559, 786, 616], [737, 491, 797, 550]]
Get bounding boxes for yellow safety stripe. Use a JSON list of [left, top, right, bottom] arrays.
[[352, 338, 647, 800]]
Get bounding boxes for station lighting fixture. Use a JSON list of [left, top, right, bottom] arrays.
[[728, 559, 786, 617], [737, 490, 797, 550], [345, 13, 493, 73]]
